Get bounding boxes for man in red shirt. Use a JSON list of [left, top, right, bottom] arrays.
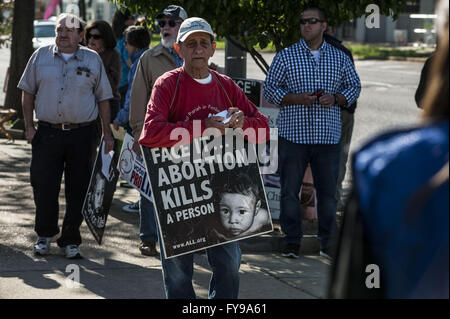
[[139, 17, 269, 299]]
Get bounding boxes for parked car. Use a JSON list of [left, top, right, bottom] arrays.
[[33, 19, 56, 50]]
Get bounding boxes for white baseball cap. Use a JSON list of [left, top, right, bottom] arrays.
[[176, 17, 214, 43]]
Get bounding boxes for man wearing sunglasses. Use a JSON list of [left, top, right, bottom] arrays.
[[127, 5, 187, 258], [263, 7, 361, 261]]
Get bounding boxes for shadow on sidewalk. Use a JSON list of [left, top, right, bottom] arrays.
[[0, 243, 166, 299], [0, 244, 62, 290]]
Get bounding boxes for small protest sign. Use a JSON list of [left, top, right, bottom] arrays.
[[232, 78, 262, 106], [259, 104, 317, 221], [81, 139, 119, 245], [117, 133, 152, 201], [141, 134, 273, 259], [232, 78, 278, 109]]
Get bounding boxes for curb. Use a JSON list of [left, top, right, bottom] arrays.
[[240, 220, 321, 254], [240, 233, 320, 254], [354, 56, 428, 62], [5, 128, 24, 140], [240, 213, 343, 254]]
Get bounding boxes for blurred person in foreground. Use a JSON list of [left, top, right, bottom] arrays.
[[329, 0, 449, 299]]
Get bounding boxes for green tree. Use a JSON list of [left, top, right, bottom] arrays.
[[0, 1, 14, 48], [114, 0, 408, 74]]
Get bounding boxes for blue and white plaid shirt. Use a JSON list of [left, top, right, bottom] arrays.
[[263, 38, 361, 144]]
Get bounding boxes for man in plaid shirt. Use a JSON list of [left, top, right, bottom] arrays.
[[263, 6, 361, 259]]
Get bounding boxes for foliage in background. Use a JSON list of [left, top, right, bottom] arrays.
[[0, 0, 14, 47], [4, 0, 34, 121], [114, 0, 409, 74]]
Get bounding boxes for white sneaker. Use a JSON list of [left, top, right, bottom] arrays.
[[34, 236, 52, 255], [64, 245, 82, 259], [320, 250, 333, 261], [122, 201, 140, 214]]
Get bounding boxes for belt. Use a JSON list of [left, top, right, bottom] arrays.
[[38, 120, 96, 131]]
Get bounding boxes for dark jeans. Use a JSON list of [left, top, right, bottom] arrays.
[[31, 124, 97, 247], [139, 195, 158, 243], [278, 137, 341, 249], [160, 240, 241, 299]]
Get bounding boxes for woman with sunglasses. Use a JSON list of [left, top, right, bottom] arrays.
[[84, 21, 122, 126]]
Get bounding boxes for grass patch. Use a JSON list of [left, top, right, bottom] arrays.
[[149, 33, 432, 59], [346, 44, 433, 59]]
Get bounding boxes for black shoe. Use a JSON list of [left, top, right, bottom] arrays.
[[281, 243, 300, 259], [320, 245, 336, 261], [139, 240, 158, 256]]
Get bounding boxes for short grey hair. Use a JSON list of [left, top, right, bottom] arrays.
[[56, 13, 83, 31]]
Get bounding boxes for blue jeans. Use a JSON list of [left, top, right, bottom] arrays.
[[278, 137, 340, 250], [160, 242, 241, 299], [139, 195, 158, 243]]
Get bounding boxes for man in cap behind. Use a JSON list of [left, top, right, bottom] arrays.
[[139, 17, 269, 298], [128, 5, 188, 257]]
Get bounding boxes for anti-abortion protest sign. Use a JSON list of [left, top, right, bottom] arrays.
[[258, 107, 318, 221], [232, 78, 278, 109], [232, 78, 262, 107], [142, 134, 273, 259], [81, 139, 119, 245], [117, 133, 152, 201]]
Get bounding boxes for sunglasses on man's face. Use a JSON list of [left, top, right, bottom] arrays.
[[300, 18, 324, 25], [87, 33, 102, 40], [157, 19, 180, 28]]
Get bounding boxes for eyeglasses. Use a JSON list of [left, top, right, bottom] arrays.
[[87, 33, 102, 40], [157, 19, 180, 28], [300, 18, 324, 25]]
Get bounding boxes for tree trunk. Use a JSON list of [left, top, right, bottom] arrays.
[[226, 36, 270, 76], [4, 0, 34, 122]]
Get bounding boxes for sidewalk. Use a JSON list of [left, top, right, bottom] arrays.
[[0, 137, 331, 299]]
